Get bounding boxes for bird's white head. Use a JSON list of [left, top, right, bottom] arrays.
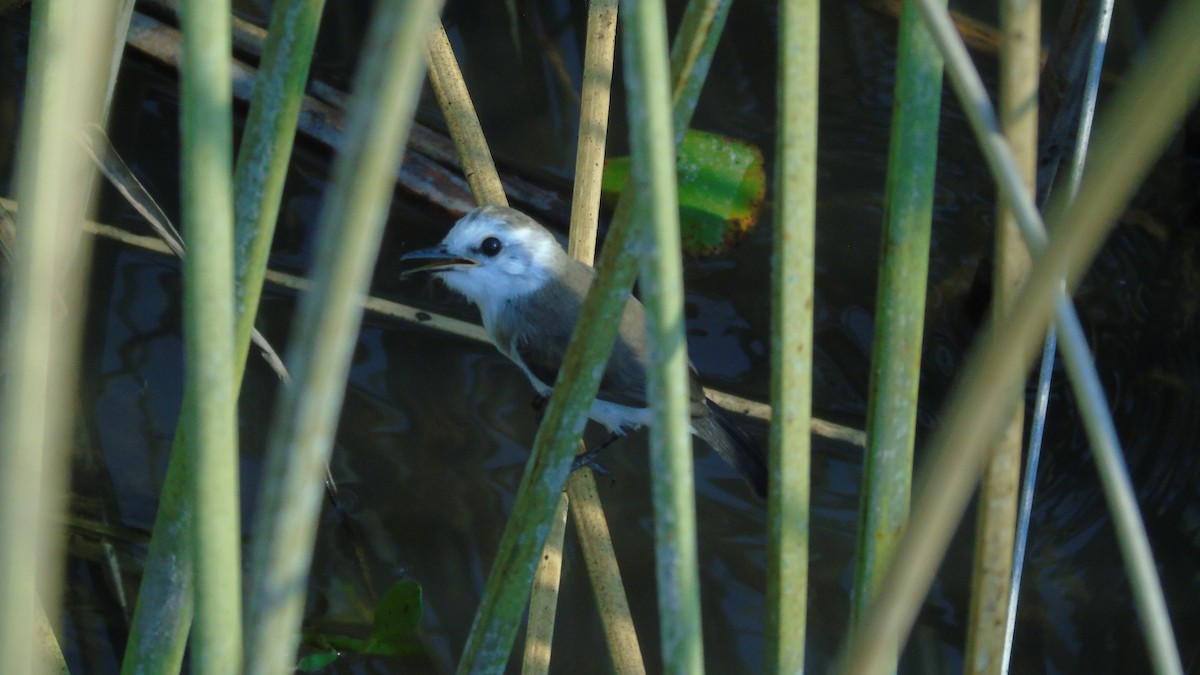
[[401, 205, 566, 312]]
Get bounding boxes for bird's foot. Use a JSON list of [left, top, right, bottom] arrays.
[[569, 432, 622, 475], [571, 448, 610, 476]]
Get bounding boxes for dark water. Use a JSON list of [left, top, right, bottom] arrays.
[[1, 0, 1198, 673]]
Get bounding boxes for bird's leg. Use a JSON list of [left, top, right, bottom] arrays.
[[570, 432, 622, 474], [531, 393, 550, 415], [529, 393, 610, 474], [571, 449, 611, 475]]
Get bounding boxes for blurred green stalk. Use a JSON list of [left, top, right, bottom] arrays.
[[622, 0, 702, 670], [849, 0, 944, 667], [454, 2, 731, 671], [243, 1, 442, 673], [1, 1, 113, 672], [121, 1, 329, 672], [178, 0, 241, 672], [37, 600, 69, 675], [765, 0, 819, 672], [839, 0, 1200, 671]]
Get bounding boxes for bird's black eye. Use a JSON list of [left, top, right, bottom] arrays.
[[480, 236, 503, 257]]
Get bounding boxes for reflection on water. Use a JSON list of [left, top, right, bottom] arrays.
[[1, 0, 1198, 672]]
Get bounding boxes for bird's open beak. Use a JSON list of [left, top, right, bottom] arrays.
[[399, 245, 479, 276]]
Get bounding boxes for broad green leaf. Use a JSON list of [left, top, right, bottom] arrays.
[[369, 579, 423, 645], [298, 578, 425, 663], [602, 129, 765, 256], [297, 648, 339, 672]]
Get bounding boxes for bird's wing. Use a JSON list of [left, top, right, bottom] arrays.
[[512, 322, 651, 409], [510, 261, 650, 409], [508, 257, 708, 416]]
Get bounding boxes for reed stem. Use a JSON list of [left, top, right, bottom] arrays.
[[963, 0, 1038, 671], [177, 0, 242, 670], [426, 22, 508, 206], [764, 0, 819, 673], [850, 3, 944, 663], [621, 0, 701, 669]]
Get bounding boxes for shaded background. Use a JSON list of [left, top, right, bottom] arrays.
[[0, 0, 1198, 672]]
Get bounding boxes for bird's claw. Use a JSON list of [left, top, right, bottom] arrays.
[[571, 449, 610, 476]]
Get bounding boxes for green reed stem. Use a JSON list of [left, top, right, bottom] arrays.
[[243, 2, 442, 673], [839, 0, 1200, 671], [120, 435, 193, 674], [178, 1, 242, 671], [622, 0, 701, 670], [764, 1, 819, 673], [850, 3, 944, 659]]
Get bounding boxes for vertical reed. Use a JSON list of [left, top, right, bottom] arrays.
[[621, 0, 701, 669], [765, 0, 819, 673], [850, 4, 945, 667], [1003, 5, 1115, 670], [521, 492, 569, 675], [1, 1, 113, 671], [562, 90, 650, 675], [177, 1, 242, 671], [964, 0, 1037, 671], [561, 1, 647, 671]]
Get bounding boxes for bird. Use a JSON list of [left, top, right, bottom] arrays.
[[400, 204, 767, 498]]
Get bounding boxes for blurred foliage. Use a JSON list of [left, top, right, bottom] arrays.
[[298, 579, 425, 671]]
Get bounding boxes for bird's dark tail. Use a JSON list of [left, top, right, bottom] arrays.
[[694, 399, 768, 499]]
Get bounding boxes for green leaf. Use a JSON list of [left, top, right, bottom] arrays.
[[369, 579, 423, 645], [602, 129, 766, 257], [298, 579, 425, 663], [297, 648, 339, 672]]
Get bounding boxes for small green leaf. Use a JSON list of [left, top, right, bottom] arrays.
[[369, 579, 423, 645], [297, 648, 339, 672], [298, 579, 425, 663], [602, 129, 766, 257]]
